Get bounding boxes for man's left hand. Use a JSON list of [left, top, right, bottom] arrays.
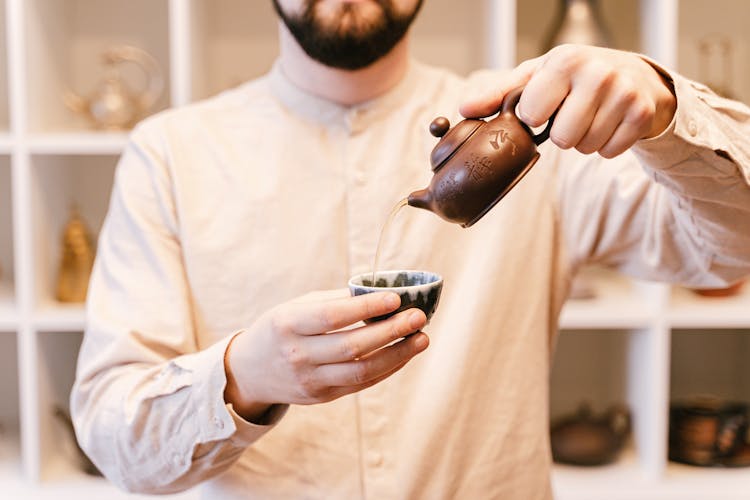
[[460, 44, 677, 159]]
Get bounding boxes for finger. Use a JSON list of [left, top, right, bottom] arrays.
[[545, 80, 605, 150], [598, 98, 655, 158], [288, 288, 350, 304], [305, 308, 427, 364], [312, 332, 429, 387], [277, 291, 401, 335], [324, 357, 411, 401], [575, 89, 630, 154], [459, 57, 541, 118], [517, 54, 572, 128]]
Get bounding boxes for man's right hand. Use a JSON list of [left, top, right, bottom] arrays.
[[223, 290, 429, 423]]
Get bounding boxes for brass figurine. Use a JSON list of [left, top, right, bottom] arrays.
[[56, 206, 95, 303]]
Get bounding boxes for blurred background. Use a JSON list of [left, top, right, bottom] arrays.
[[0, 1, 748, 499]]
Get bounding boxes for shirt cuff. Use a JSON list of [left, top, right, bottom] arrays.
[[632, 55, 745, 180], [172, 333, 288, 448]]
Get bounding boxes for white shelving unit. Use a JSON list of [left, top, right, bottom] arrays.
[[0, 0, 747, 498]]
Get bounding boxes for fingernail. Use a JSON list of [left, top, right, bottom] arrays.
[[384, 293, 400, 308], [409, 310, 425, 329]]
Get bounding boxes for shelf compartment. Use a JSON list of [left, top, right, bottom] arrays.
[[0, 155, 15, 328], [410, 0, 490, 74], [36, 330, 84, 481], [678, 0, 750, 102], [24, 0, 171, 132], [29, 154, 116, 313], [0, 332, 21, 488], [27, 132, 128, 155], [670, 328, 750, 403], [188, 0, 278, 101], [516, 0, 642, 65], [669, 285, 750, 329], [550, 329, 657, 477], [559, 266, 658, 330]]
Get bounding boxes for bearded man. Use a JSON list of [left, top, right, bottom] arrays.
[[72, 1, 750, 498]]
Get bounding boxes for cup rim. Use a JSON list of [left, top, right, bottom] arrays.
[[348, 269, 443, 291]]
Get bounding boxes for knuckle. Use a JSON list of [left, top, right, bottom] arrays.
[[620, 87, 639, 107], [352, 362, 369, 385], [282, 342, 308, 368], [550, 130, 574, 150], [549, 44, 582, 71], [629, 100, 654, 126], [519, 107, 545, 128], [341, 338, 363, 360], [362, 297, 379, 321], [599, 146, 620, 159], [599, 150, 616, 159], [590, 65, 616, 93], [390, 318, 405, 340], [269, 312, 292, 335], [317, 305, 337, 331], [297, 372, 323, 399], [576, 141, 597, 155]]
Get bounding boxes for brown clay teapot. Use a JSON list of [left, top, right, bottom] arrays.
[[550, 403, 631, 466], [408, 87, 555, 227]]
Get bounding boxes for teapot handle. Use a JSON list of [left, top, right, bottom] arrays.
[[500, 86, 557, 146]]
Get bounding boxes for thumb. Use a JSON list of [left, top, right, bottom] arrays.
[[459, 57, 542, 119]]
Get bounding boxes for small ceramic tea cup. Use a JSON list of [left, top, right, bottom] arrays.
[[348, 270, 443, 324]]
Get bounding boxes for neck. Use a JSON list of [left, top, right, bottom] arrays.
[[277, 22, 410, 106]]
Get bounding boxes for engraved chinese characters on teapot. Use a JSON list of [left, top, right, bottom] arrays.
[[65, 45, 164, 130], [408, 87, 555, 227]]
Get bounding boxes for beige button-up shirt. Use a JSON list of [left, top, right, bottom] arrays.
[[72, 59, 750, 499]]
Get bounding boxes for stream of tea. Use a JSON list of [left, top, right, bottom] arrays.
[[371, 197, 409, 286]]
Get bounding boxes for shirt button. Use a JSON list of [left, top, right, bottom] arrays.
[[367, 451, 384, 467], [687, 120, 698, 137], [171, 453, 185, 468], [213, 416, 224, 430]]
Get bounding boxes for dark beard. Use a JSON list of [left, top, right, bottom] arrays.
[[272, 0, 422, 70]]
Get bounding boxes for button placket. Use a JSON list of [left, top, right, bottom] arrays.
[[342, 129, 381, 275], [358, 384, 392, 498]]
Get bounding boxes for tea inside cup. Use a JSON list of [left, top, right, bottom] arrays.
[[348, 270, 443, 324]]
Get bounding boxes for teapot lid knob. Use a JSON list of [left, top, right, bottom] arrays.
[[429, 117, 450, 137]]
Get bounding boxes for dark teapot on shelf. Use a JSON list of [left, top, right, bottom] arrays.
[[408, 87, 555, 227], [550, 403, 631, 466]]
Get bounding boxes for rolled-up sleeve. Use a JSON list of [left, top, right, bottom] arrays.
[[70, 122, 286, 494], [556, 69, 750, 286]]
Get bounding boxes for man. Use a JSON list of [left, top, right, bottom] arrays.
[[71, 1, 750, 498]]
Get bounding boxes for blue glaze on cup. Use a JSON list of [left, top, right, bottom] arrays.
[[348, 270, 443, 323]]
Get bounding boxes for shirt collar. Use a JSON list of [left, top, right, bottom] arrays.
[[267, 58, 424, 133]]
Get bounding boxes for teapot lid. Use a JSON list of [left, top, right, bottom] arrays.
[[429, 116, 483, 171]]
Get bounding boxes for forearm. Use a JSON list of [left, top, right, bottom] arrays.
[[71, 332, 281, 494], [632, 71, 750, 282]]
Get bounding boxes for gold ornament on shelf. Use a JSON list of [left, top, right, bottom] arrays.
[[64, 45, 164, 130], [56, 206, 95, 303]]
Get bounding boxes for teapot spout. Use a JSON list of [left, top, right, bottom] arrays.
[[407, 188, 433, 212]]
